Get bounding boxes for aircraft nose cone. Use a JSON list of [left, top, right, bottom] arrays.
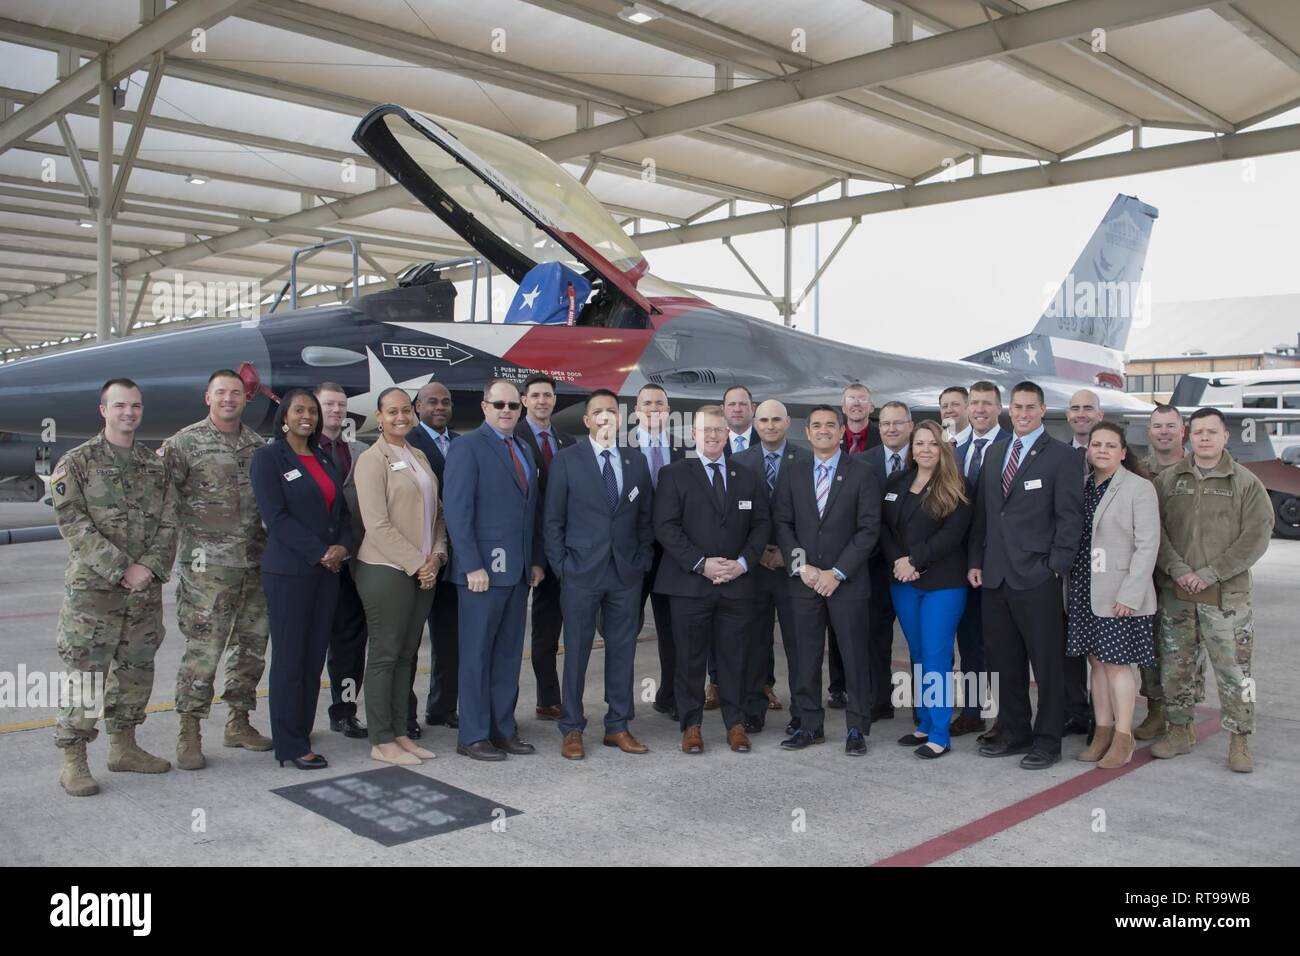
[[0, 320, 273, 440]]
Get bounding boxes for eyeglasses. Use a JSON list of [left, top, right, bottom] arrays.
[[485, 400, 522, 410]]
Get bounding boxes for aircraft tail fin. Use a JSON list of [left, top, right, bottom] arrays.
[[963, 194, 1158, 388]]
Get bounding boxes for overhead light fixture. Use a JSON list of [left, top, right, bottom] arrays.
[[78, 218, 94, 228], [186, 173, 207, 185], [618, 3, 660, 25]]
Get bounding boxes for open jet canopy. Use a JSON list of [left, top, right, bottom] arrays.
[[353, 104, 654, 314]]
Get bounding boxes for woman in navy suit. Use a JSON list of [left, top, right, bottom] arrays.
[[251, 389, 352, 769]]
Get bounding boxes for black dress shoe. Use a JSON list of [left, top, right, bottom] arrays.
[[1020, 750, 1060, 770], [279, 753, 328, 769], [914, 744, 950, 760], [490, 734, 536, 755], [1062, 717, 1091, 737], [784, 718, 800, 736], [457, 740, 507, 761], [979, 739, 1033, 757], [826, 691, 847, 710], [949, 713, 987, 737], [781, 730, 821, 750], [425, 713, 459, 729], [870, 705, 895, 721], [845, 729, 868, 756], [976, 724, 1003, 744], [405, 720, 422, 739], [652, 700, 679, 721], [897, 732, 928, 746], [329, 715, 367, 738], [743, 717, 764, 734]]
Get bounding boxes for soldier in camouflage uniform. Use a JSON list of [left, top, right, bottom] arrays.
[[52, 378, 178, 796], [164, 369, 272, 769], [1152, 407, 1274, 773], [1135, 404, 1204, 740]]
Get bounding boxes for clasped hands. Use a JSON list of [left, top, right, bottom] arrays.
[[119, 563, 154, 592], [319, 545, 349, 574], [892, 556, 920, 583], [798, 564, 840, 597], [417, 552, 447, 590], [703, 556, 744, 585], [1176, 571, 1211, 595]]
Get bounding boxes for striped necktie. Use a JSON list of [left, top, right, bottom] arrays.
[[815, 463, 830, 517], [1001, 438, 1023, 498], [764, 451, 779, 493]]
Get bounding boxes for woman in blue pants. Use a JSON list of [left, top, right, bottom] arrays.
[[881, 420, 972, 759]]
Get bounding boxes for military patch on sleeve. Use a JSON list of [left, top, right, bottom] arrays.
[[55, 480, 66, 497], [156, 445, 167, 457]]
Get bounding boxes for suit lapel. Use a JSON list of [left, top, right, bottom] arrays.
[[1092, 465, 1123, 525], [690, 457, 725, 518], [483, 423, 525, 495], [281, 442, 327, 512], [1004, 435, 1048, 503], [820, 459, 847, 523]]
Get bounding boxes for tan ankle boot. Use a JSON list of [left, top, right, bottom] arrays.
[[1133, 700, 1166, 741], [1098, 730, 1135, 769], [1151, 722, 1195, 759], [176, 714, 206, 770], [107, 727, 171, 773], [224, 709, 273, 751], [1076, 724, 1114, 762], [60, 740, 99, 797], [1228, 733, 1253, 773]]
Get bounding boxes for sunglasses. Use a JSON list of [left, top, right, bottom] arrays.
[[485, 400, 522, 410]]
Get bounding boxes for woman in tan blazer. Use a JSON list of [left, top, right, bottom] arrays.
[[1066, 421, 1159, 768], [354, 386, 448, 766]]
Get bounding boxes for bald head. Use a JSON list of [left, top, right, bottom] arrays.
[[1067, 388, 1103, 442], [416, 381, 452, 430], [753, 399, 791, 450]]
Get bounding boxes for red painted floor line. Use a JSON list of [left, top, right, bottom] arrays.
[[871, 705, 1224, 867]]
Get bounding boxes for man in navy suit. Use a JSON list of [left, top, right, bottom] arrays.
[[859, 402, 913, 721], [968, 381, 1084, 770], [443, 379, 546, 761], [514, 373, 575, 722], [721, 385, 760, 459], [406, 380, 461, 733], [951, 381, 1004, 737], [733, 399, 809, 732], [631, 383, 687, 721], [544, 389, 655, 760]]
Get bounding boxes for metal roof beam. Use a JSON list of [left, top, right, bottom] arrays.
[[1215, 2, 1300, 76]]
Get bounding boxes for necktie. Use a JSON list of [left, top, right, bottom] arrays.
[[649, 442, 663, 488], [1001, 438, 1023, 498], [815, 463, 830, 517], [505, 437, 527, 492], [889, 452, 901, 476], [539, 430, 554, 467], [967, 437, 988, 482], [601, 450, 618, 511], [764, 451, 779, 493], [437, 434, 449, 458], [708, 461, 725, 511], [734, 434, 747, 453]]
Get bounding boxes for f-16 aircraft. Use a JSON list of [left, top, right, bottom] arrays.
[[0, 105, 1296, 534]]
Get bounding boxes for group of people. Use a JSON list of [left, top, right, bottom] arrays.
[[49, 369, 1274, 795]]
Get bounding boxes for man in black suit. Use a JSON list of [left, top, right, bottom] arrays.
[[968, 381, 1084, 770], [544, 389, 655, 760], [733, 399, 809, 733], [859, 401, 912, 721], [721, 385, 760, 459], [653, 405, 769, 755], [406, 380, 459, 733], [514, 373, 575, 721], [774, 405, 881, 756], [631, 383, 687, 721]]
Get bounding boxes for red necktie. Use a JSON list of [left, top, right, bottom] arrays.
[[539, 430, 553, 467], [505, 437, 527, 492]]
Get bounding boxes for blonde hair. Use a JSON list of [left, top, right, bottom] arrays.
[[911, 420, 968, 520]]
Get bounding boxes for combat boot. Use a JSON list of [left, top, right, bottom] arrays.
[[224, 709, 273, 751], [107, 727, 171, 773], [1228, 733, 1253, 773], [176, 714, 206, 770], [60, 741, 99, 797], [1133, 699, 1166, 741], [1151, 722, 1195, 759]]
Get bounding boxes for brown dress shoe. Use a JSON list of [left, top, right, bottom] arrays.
[[703, 683, 720, 710], [681, 725, 704, 754], [764, 686, 783, 711], [603, 730, 649, 754], [561, 730, 584, 760], [727, 725, 752, 753], [536, 704, 562, 721]]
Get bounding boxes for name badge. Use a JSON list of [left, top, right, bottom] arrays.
[[283, 469, 302, 481], [390, 460, 409, 471], [738, 500, 752, 510], [628, 486, 639, 502], [884, 492, 899, 502], [1024, 478, 1042, 490]]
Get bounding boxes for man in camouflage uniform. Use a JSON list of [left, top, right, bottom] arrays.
[[52, 378, 177, 796], [1135, 403, 1205, 740], [1152, 407, 1274, 773], [164, 369, 271, 768]]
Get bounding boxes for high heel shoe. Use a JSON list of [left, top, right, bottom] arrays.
[[279, 753, 328, 769]]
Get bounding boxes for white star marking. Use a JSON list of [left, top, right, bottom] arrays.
[[1023, 342, 1039, 365], [347, 347, 435, 435], [520, 285, 540, 310]]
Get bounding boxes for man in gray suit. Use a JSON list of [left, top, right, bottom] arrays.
[[733, 400, 810, 733]]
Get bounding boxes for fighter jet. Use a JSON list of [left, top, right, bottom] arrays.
[[0, 104, 1296, 534]]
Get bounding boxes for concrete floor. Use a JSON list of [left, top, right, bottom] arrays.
[[1, 500, 1297, 866]]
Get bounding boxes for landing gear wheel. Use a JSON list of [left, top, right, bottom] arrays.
[[1271, 491, 1300, 539]]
